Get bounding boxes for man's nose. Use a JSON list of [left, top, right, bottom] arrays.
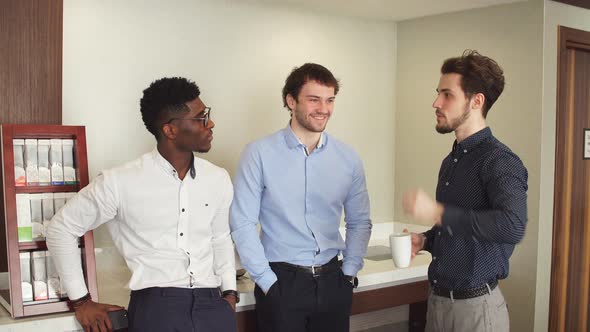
[[432, 96, 442, 109]]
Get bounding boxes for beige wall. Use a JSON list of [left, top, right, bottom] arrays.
[[536, 2, 590, 331], [395, 1, 544, 331], [61, 0, 397, 246]]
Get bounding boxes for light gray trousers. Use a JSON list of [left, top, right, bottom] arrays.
[[425, 286, 509, 332]]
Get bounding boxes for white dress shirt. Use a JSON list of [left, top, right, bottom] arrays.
[[46, 149, 236, 300]]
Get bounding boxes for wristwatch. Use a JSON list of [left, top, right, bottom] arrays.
[[222, 289, 240, 303], [344, 275, 358, 288]]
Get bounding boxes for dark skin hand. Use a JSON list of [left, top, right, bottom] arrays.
[[224, 294, 237, 311], [75, 300, 124, 332]]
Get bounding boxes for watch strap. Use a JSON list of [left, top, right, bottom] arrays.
[[222, 289, 240, 303]]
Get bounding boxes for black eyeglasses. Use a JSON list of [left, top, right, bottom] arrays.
[[165, 107, 211, 127]]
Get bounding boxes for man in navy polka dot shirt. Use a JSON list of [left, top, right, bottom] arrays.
[[402, 50, 528, 332]]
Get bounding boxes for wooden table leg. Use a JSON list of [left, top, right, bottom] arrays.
[[236, 310, 257, 332], [409, 300, 427, 332]]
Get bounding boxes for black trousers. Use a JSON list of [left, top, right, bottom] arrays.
[[127, 287, 237, 332], [254, 260, 354, 332]]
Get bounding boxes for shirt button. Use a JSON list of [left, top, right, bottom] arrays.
[[190, 271, 193, 275], [445, 182, 449, 186], [182, 208, 185, 212], [433, 280, 437, 284], [180, 232, 184, 236], [437, 231, 441, 236], [186, 252, 190, 255], [453, 158, 458, 162], [463, 149, 467, 153], [433, 256, 437, 260]]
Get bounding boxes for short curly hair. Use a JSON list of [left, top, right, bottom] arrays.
[[282, 63, 339, 111], [441, 50, 505, 118], [140, 77, 201, 139]]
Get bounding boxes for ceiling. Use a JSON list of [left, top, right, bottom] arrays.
[[231, 0, 527, 21]]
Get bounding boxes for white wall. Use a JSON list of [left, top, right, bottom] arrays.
[[62, 0, 397, 246], [536, 2, 590, 331], [395, 1, 544, 331]]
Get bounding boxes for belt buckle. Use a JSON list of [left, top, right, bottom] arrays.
[[311, 265, 316, 277]]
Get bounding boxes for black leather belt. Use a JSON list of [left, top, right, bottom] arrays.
[[270, 257, 341, 276], [132, 287, 222, 298], [431, 280, 498, 300]]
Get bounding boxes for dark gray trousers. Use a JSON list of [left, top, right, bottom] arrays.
[[254, 262, 354, 332], [128, 287, 237, 332]]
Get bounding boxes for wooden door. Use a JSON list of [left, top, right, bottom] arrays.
[[549, 25, 590, 332]]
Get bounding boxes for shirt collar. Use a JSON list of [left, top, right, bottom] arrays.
[[282, 122, 327, 150], [317, 133, 325, 149], [152, 148, 196, 179], [453, 127, 492, 154]]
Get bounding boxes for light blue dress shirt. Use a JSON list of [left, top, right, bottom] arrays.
[[230, 124, 372, 292]]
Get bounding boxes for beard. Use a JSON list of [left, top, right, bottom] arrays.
[[435, 103, 470, 134], [293, 110, 329, 133]]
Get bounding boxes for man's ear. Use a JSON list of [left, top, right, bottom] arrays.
[[161, 123, 177, 140], [286, 94, 296, 111], [470, 93, 485, 112]]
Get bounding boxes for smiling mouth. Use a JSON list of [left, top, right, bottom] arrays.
[[311, 114, 329, 120]]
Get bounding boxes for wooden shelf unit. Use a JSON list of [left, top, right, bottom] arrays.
[[15, 185, 80, 194], [0, 124, 98, 318]]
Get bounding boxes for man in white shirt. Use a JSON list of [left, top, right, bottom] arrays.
[[46, 77, 238, 332]]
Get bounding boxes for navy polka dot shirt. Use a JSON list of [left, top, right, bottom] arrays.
[[423, 127, 528, 291]]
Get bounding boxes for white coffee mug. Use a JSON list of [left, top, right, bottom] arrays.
[[389, 233, 412, 268]]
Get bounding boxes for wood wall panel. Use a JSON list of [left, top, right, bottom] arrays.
[[552, 0, 590, 10], [0, 0, 63, 125], [0, 0, 63, 273]]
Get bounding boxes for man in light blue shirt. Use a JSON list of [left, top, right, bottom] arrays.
[[230, 63, 372, 332]]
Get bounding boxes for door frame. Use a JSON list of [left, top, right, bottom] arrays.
[[549, 25, 590, 331]]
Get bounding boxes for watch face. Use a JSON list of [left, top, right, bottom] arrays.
[[345, 275, 358, 287]]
